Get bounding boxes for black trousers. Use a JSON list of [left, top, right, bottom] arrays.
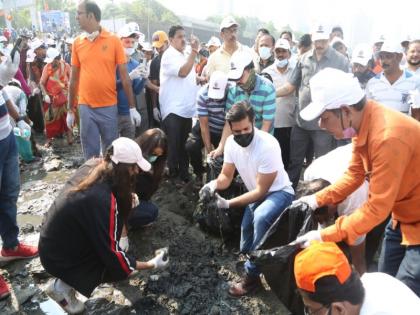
[[162, 113, 192, 179], [186, 122, 221, 175], [274, 127, 292, 169]]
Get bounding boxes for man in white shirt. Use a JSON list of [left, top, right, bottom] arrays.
[[263, 38, 296, 168], [200, 101, 294, 297], [294, 242, 420, 315], [405, 39, 420, 76], [365, 41, 420, 115], [159, 25, 199, 182]]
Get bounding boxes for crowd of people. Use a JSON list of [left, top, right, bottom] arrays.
[[0, 0, 419, 313]]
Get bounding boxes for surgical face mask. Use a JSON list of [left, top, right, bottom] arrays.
[[340, 109, 357, 139], [275, 58, 288, 68], [125, 47, 135, 56], [233, 128, 254, 147], [85, 30, 99, 42], [148, 155, 158, 163], [259, 46, 272, 60]]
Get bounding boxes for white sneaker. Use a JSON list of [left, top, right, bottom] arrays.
[[45, 279, 85, 314]]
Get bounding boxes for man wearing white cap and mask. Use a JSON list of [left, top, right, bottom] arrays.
[[275, 24, 350, 189], [292, 67, 420, 298], [263, 38, 296, 168], [206, 36, 221, 55], [351, 43, 375, 89], [365, 41, 420, 116], [205, 16, 245, 77]]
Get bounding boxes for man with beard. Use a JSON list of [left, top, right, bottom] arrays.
[[351, 44, 375, 89], [275, 24, 350, 188], [39, 138, 169, 314], [205, 16, 245, 76], [200, 101, 293, 297], [406, 39, 420, 76], [365, 41, 420, 116]]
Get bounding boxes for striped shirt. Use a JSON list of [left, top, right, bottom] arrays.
[[365, 70, 420, 113], [226, 75, 276, 133], [0, 90, 12, 141], [196, 84, 226, 135]]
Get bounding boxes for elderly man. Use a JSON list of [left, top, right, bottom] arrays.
[[275, 24, 350, 188], [263, 38, 296, 168], [159, 25, 200, 183], [209, 50, 276, 158], [365, 41, 420, 116], [201, 101, 293, 297], [67, 0, 137, 160], [205, 16, 245, 76], [255, 33, 275, 73], [294, 68, 420, 297]]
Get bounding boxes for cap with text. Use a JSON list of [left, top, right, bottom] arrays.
[[110, 137, 151, 172], [275, 38, 291, 51], [208, 71, 228, 99], [312, 24, 329, 41], [351, 43, 371, 66], [228, 50, 253, 80], [118, 22, 143, 39]]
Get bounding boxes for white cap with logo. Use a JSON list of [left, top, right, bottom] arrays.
[[208, 71, 228, 100], [300, 68, 365, 121], [351, 43, 371, 66], [118, 22, 143, 39], [228, 50, 254, 80], [275, 38, 291, 51], [312, 24, 329, 41], [380, 41, 403, 54], [220, 16, 239, 32], [45, 47, 60, 63], [110, 137, 151, 172]]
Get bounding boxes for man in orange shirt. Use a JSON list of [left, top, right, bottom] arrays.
[[293, 68, 420, 297], [67, 0, 139, 160]]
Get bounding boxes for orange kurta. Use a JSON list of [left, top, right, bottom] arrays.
[[317, 100, 420, 245]]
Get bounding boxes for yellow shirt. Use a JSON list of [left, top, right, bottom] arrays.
[[206, 42, 245, 76], [317, 101, 420, 245]]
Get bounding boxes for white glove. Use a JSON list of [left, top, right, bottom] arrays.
[[148, 251, 169, 269], [291, 230, 322, 248], [17, 120, 31, 139], [43, 94, 51, 103], [130, 108, 141, 127], [291, 194, 319, 211], [199, 179, 217, 196], [66, 111, 75, 129], [153, 107, 161, 121], [129, 68, 142, 80], [215, 193, 229, 209], [119, 236, 129, 251], [32, 87, 40, 96]]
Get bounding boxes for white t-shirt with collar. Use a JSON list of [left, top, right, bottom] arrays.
[[159, 45, 198, 120], [224, 128, 294, 195], [360, 272, 420, 315]]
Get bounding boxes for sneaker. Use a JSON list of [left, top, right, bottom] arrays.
[[0, 243, 38, 262], [45, 280, 85, 314], [0, 275, 10, 301]]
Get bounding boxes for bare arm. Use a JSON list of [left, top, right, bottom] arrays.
[[276, 82, 296, 97], [199, 116, 212, 153], [215, 162, 236, 191], [6, 99, 20, 120], [146, 79, 159, 93], [209, 121, 232, 157], [150, 79, 159, 109], [68, 65, 80, 111], [229, 171, 277, 208], [412, 108, 420, 122], [118, 63, 136, 109], [39, 66, 48, 95], [178, 50, 198, 78], [261, 120, 272, 133]]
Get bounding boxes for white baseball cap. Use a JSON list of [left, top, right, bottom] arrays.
[[207, 36, 221, 48], [0, 36, 7, 43], [26, 49, 36, 63], [300, 68, 365, 121], [118, 22, 143, 39], [312, 24, 329, 41], [30, 38, 46, 50], [380, 41, 403, 54], [141, 42, 154, 52], [220, 16, 239, 32], [110, 137, 151, 171], [351, 43, 371, 66], [44, 47, 60, 63], [46, 38, 56, 46], [228, 50, 253, 80], [208, 71, 228, 99], [373, 34, 386, 44], [274, 38, 291, 51]]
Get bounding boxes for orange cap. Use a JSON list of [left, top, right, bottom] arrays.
[[152, 31, 168, 48], [294, 242, 351, 293]]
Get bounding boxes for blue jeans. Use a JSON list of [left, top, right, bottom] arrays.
[[128, 201, 159, 229], [241, 190, 294, 277], [79, 105, 118, 160], [0, 131, 20, 249], [378, 220, 420, 297]]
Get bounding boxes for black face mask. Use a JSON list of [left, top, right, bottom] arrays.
[[233, 128, 254, 147]]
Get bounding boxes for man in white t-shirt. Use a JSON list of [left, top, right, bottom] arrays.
[[294, 242, 420, 315], [159, 25, 200, 182], [200, 101, 294, 297]]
